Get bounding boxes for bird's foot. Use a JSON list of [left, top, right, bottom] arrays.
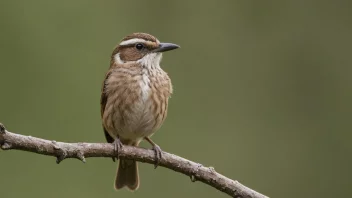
[[152, 144, 163, 169], [112, 138, 123, 161], [144, 137, 163, 168]]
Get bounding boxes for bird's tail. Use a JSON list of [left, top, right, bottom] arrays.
[[115, 159, 139, 191]]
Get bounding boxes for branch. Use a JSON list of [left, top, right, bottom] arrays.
[[0, 123, 268, 198]]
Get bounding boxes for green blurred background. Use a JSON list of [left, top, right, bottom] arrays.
[[0, 1, 351, 197]]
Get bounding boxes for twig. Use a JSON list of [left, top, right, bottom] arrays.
[[0, 123, 268, 198]]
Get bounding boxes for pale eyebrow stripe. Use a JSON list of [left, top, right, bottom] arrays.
[[119, 38, 148, 46]]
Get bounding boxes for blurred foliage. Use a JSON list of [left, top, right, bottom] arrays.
[[0, 1, 351, 197]]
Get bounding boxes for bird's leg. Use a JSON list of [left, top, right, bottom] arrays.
[[113, 137, 123, 161], [144, 137, 162, 169]]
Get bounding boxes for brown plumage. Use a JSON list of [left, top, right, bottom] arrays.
[[100, 33, 179, 191]]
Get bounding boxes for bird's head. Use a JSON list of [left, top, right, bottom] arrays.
[[111, 33, 179, 67]]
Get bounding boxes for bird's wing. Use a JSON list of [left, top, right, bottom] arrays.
[[101, 71, 114, 143]]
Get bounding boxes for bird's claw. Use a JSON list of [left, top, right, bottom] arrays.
[[113, 138, 123, 161], [152, 144, 163, 169]]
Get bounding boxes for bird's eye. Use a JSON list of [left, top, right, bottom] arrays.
[[135, 43, 144, 50]]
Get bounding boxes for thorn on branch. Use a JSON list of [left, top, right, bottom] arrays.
[[190, 175, 197, 182], [52, 140, 67, 164], [77, 151, 86, 163], [56, 151, 67, 164]]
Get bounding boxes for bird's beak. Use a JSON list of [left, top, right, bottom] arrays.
[[153, 42, 180, 53]]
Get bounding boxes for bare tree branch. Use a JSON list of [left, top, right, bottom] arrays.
[[0, 123, 268, 198]]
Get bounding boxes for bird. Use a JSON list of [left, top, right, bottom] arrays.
[[100, 33, 179, 191]]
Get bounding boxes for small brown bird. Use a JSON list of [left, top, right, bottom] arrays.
[[100, 33, 179, 190]]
